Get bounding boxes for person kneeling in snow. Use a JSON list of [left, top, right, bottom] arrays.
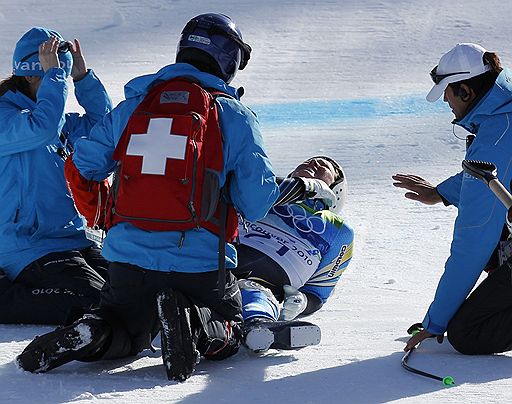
[[16, 13, 281, 382], [393, 43, 512, 355], [235, 156, 354, 353], [0, 27, 112, 325]]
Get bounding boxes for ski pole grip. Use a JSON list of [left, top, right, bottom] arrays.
[[488, 179, 512, 210], [462, 160, 497, 185]]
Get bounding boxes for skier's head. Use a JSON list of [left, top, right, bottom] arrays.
[[290, 156, 347, 214], [176, 13, 251, 84], [426, 44, 502, 119]]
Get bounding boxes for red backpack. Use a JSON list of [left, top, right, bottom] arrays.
[[105, 78, 238, 242]]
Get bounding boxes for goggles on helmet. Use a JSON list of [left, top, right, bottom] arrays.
[[182, 19, 252, 70]]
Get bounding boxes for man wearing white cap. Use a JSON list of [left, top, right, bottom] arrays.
[[393, 43, 512, 354]]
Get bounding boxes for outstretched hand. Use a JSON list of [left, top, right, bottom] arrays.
[[392, 174, 443, 205]]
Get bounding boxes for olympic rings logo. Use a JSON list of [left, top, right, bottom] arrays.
[[272, 204, 327, 235]]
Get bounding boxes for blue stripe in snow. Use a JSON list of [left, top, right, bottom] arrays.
[[249, 95, 447, 127]]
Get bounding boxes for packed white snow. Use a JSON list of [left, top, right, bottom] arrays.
[[1, 1, 512, 403]]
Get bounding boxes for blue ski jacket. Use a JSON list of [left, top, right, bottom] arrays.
[[239, 199, 353, 305], [423, 68, 512, 334], [0, 67, 112, 280], [72, 63, 279, 273]]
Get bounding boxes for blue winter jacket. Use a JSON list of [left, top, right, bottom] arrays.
[[0, 67, 112, 280], [422, 68, 512, 334], [73, 63, 279, 273]]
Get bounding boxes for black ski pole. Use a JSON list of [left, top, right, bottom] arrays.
[[401, 346, 455, 386], [401, 325, 455, 386]]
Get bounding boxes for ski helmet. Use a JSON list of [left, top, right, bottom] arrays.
[[315, 156, 347, 214], [176, 13, 252, 84]]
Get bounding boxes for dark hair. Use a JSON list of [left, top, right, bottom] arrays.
[[0, 75, 31, 98], [449, 52, 503, 97], [176, 48, 223, 79]]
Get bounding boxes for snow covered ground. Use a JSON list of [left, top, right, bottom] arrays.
[[2, 0, 512, 402]]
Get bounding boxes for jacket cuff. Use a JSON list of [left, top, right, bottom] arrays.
[[73, 69, 95, 87], [44, 67, 67, 81], [422, 313, 446, 335], [436, 186, 452, 206]]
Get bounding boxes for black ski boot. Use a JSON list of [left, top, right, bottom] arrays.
[[201, 320, 242, 361], [157, 289, 200, 382], [243, 317, 321, 353], [16, 315, 110, 373]]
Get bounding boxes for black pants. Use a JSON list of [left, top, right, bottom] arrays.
[[0, 247, 107, 325], [447, 259, 512, 354], [234, 244, 323, 315], [234, 244, 290, 301], [94, 263, 242, 360]]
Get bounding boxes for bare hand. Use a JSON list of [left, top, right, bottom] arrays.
[[38, 36, 60, 72], [392, 174, 443, 205], [404, 329, 444, 351], [69, 39, 87, 81]]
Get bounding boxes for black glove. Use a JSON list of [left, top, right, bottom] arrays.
[[407, 322, 424, 335]]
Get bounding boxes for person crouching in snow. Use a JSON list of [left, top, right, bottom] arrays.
[[0, 27, 112, 325], [393, 43, 512, 354]]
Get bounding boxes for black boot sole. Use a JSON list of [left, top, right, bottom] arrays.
[[245, 321, 321, 353], [157, 290, 198, 382], [17, 317, 109, 373]]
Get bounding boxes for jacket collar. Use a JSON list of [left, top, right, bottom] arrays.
[[123, 63, 240, 100], [455, 68, 512, 133]]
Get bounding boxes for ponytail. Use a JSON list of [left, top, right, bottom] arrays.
[[0, 75, 31, 98]]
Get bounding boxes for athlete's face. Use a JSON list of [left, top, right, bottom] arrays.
[[289, 158, 336, 186]]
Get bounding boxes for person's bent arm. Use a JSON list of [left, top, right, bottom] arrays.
[[0, 68, 67, 156], [274, 177, 336, 206], [219, 98, 279, 221]]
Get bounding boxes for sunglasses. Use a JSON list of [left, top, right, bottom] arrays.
[[430, 65, 470, 85], [19, 41, 71, 63]]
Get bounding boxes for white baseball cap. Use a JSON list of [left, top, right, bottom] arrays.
[[426, 43, 491, 102]]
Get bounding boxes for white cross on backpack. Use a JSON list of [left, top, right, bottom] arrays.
[[126, 118, 188, 175]]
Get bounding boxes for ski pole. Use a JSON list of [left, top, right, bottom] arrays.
[[401, 326, 455, 386], [401, 346, 455, 386], [462, 160, 512, 209]]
